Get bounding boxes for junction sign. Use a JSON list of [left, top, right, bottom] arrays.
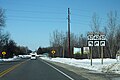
[[87, 32, 106, 47], [87, 32, 106, 65]]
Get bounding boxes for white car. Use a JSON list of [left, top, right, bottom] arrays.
[[31, 54, 37, 60]]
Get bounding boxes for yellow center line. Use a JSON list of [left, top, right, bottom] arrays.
[[0, 59, 29, 77]]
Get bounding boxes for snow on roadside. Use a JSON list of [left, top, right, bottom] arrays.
[[0, 56, 21, 61], [41, 57, 120, 74], [0, 56, 20, 61], [0, 55, 32, 62]]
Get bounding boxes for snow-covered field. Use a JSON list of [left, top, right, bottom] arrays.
[[41, 57, 120, 74]]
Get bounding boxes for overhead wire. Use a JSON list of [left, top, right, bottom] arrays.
[[6, 15, 66, 20], [6, 9, 66, 15], [4, 8, 108, 26], [6, 19, 67, 23]]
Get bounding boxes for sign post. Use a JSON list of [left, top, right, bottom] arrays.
[[90, 47, 92, 66], [2, 51, 6, 58], [51, 50, 56, 58], [101, 46, 103, 64], [87, 32, 94, 66], [87, 32, 106, 65], [100, 34, 106, 64]]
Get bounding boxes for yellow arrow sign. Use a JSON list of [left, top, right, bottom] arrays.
[[2, 51, 6, 55], [51, 50, 56, 54]]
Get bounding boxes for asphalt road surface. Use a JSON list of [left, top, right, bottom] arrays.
[[0, 58, 88, 80]]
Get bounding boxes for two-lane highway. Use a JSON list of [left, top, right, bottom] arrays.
[[0, 58, 88, 80]]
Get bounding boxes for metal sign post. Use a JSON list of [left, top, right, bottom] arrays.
[[101, 46, 103, 64], [90, 47, 92, 66], [2, 51, 6, 58], [87, 32, 94, 66], [100, 34, 106, 65], [51, 50, 56, 58]]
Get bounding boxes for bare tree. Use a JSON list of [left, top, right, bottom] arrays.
[[0, 8, 5, 28], [115, 24, 120, 54], [0, 8, 7, 53], [90, 13, 101, 58], [91, 13, 101, 32], [106, 11, 118, 58], [49, 30, 65, 57]]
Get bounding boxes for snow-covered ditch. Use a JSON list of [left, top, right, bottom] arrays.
[[41, 57, 120, 74]]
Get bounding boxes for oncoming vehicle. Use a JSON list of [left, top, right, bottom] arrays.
[[31, 54, 37, 60]]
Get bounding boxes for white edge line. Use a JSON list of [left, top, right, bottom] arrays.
[[42, 60, 74, 80]]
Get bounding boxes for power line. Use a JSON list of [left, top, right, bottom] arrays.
[[1, 1, 66, 10], [5, 9, 66, 15], [6, 19, 67, 23], [6, 15, 66, 20], [4, 8, 109, 27], [5, 9, 108, 20], [72, 13, 92, 18]]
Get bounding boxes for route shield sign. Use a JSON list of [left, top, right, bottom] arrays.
[[94, 41, 99, 46], [87, 32, 106, 46], [100, 41, 106, 46], [88, 41, 93, 46]]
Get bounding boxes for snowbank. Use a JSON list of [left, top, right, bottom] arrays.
[[0, 56, 21, 62], [0, 55, 31, 62], [41, 57, 120, 74]]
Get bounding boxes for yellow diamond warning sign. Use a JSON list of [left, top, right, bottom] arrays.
[[51, 50, 56, 54], [2, 51, 6, 55]]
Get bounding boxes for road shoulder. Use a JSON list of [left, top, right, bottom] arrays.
[[43, 59, 112, 80]]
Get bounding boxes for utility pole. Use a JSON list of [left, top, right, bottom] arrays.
[[68, 8, 71, 57], [63, 46, 64, 58]]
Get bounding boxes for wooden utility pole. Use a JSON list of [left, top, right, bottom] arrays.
[[68, 8, 71, 57], [63, 46, 64, 58]]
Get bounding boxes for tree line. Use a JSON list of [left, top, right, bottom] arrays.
[[0, 8, 32, 58], [48, 11, 120, 59]]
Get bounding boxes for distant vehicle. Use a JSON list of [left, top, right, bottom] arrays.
[[18, 55, 31, 59], [31, 54, 37, 60]]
